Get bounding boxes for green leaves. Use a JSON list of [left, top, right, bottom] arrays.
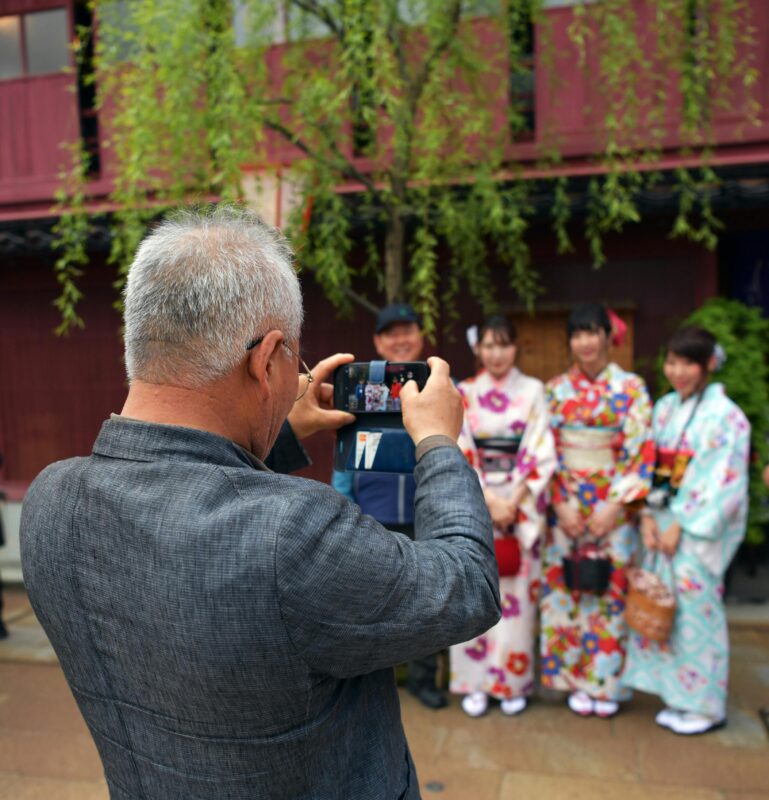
[[51, 0, 758, 338]]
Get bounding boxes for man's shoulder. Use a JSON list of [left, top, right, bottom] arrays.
[[224, 467, 351, 511], [25, 456, 90, 501]]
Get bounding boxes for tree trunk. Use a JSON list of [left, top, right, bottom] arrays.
[[384, 210, 404, 303]]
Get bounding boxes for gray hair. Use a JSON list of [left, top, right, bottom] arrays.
[[123, 204, 303, 387]]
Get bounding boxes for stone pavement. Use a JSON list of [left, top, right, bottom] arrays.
[[0, 586, 767, 800]]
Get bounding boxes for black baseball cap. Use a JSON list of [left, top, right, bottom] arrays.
[[375, 303, 421, 333]]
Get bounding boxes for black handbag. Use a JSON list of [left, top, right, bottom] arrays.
[[563, 539, 612, 593]]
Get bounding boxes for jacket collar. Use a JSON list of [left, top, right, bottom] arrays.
[[92, 415, 268, 471]]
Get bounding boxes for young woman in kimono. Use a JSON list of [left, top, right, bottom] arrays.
[[541, 304, 654, 718], [622, 326, 750, 735], [450, 316, 556, 717]]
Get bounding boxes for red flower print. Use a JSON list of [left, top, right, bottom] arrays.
[[580, 388, 601, 409], [491, 682, 513, 699], [599, 637, 618, 654], [610, 569, 628, 593], [529, 579, 541, 603], [507, 652, 530, 676], [545, 565, 563, 586]]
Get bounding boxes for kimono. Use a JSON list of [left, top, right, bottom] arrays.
[[622, 383, 750, 719], [449, 368, 556, 700], [541, 363, 654, 701]]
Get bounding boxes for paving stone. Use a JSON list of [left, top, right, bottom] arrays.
[[722, 793, 769, 800], [499, 772, 723, 800], [416, 760, 504, 800], [638, 736, 769, 792], [0, 775, 108, 800], [0, 728, 103, 781], [0, 664, 84, 733], [438, 717, 639, 780]]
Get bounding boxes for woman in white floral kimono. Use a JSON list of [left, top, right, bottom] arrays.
[[622, 326, 750, 736], [450, 315, 556, 717]]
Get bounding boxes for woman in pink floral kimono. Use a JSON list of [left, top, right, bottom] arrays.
[[541, 304, 654, 719], [450, 316, 556, 717]]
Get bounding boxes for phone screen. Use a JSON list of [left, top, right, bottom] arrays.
[[334, 362, 429, 413]]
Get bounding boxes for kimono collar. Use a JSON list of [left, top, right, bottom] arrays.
[[674, 381, 724, 408], [568, 362, 616, 389], [483, 366, 520, 388]]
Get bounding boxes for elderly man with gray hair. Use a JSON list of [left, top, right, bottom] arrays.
[[20, 205, 499, 800]]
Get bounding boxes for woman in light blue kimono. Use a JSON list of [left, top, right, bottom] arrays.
[[622, 326, 750, 736]]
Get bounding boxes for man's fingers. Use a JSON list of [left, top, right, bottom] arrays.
[[425, 356, 449, 382], [318, 409, 355, 430], [400, 379, 419, 402], [317, 382, 334, 408], [309, 352, 355, 385]]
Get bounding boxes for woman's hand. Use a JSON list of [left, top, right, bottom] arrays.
[[554, 502, 584, 539], [658, 522, 682, 557], [587, 501, 623, 539], [485, 492, 518, 530], [640, 513, 660, 551]]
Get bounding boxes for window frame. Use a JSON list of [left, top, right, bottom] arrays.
[[0, 5, 72, 82]]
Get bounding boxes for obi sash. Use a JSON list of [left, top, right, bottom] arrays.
[[647, 446, 695, 509], [473, 435, 522, 474], [559, 426, 620, 472], [654, 446, 694, 491]]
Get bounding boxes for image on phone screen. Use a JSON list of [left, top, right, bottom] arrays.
[[335, 362, 429, 413]]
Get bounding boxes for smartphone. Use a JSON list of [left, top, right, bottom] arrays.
[[333, 361, 430, 413]]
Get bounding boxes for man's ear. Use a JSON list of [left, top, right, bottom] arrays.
[[245, 329, 284, 392]]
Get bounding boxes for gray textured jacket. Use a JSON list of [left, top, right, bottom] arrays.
[[20, 418, 499, 800]]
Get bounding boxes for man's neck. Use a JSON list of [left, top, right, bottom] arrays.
[[120, 379, 259, 454]]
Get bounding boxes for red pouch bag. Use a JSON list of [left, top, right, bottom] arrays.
[[494, 536, 521, 577]]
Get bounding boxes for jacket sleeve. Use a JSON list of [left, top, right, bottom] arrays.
[[264, 422, 311, 474], [275, 444, 501, 678]]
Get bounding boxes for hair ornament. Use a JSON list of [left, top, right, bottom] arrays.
[[606, 308, 627, 348], [713, 342, 727, 370], [466, 325, 479, 350]]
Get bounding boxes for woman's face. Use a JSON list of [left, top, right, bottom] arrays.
[[477, 329, 516, 379], [664, 352, 706, 400], [569, 327, 609, 371]]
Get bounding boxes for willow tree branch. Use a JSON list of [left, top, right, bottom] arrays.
[[264, 117, 378, 195], [288, 0, 344, 40], [409, 0, 463, 111], [300, 259, 381, 314]]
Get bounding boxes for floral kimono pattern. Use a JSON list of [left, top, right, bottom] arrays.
[[450, 368, 556, 700], [622, 383, 750, 719], [541, 363, 654, 701]]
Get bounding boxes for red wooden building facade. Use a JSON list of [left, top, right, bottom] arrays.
[[1, 0, 769, 512]]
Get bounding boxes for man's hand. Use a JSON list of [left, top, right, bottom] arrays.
[[658, 521, 682, 558], [400, 356, 463, 444], [287, 353, 355, 440], [640, 513, 660, 551], [587, 501, 623, 539], [554, 501, 585, 539]]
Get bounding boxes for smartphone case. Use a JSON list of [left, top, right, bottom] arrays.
[[334, 419, 417, 474], [334, 360, 417, 474]]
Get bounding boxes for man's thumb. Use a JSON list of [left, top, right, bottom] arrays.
[[399, 379, 419, 403]]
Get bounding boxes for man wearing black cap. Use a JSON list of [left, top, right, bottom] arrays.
[[332, 303, 447, 709]]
